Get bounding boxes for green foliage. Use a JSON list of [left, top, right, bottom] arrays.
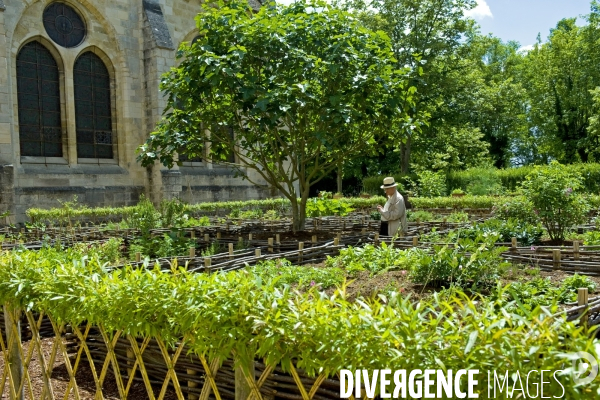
[[455, 218, 544, 246], [229, 208, 263, 219], [410, 237, 508, 288], [407, 210, 434, 222], [583, 230, 600, 245], [73, 238, 123, 265], [417, 170, 447, 197], [361, 175, 410, 195], [253, 259, 344, 289], [496, 275, 597, 315], [127, 195, 162, 236], [137, 0, 417, 231], [306, 198, 354, 217], [445, 211, 470, 223], [492, 196, 538, 225], [1, 247, 600, 396], [465, 168, 504, 195], [130, 232, 196, 259], [325, 243, 424, 276], [521, 161, 591, 241], [448, 164, 600, 194], [411, 195, 498, 209]]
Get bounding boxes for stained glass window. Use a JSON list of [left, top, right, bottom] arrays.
[[74, 52, 113, 159], [43, 3, 86, 48], [16, 41, 63, 157]]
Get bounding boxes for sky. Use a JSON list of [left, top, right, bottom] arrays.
[[469, 0, 593, 50], [277, 0, 595, 51]]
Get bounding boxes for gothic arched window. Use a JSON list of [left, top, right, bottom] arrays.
[[16, 41, 63, 157], [74, 52, 113, 159]]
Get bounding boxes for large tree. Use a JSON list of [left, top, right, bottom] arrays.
[[137, 0, 416, 231]]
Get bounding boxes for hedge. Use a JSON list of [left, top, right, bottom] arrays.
[[0, 247, 598, 396], [364, 163, 600, 196]]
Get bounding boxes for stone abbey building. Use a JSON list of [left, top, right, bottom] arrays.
[[0, 0, 269, 222]]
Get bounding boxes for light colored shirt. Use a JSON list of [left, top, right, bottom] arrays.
[[380, 190, 407, 236]]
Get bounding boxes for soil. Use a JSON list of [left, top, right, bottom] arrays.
[[0, 337, 177, 400]]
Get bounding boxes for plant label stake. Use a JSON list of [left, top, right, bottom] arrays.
[[552, 249, 561, 270], [579, 288, 589, 330]]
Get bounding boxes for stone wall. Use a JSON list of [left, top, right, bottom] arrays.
[[0, 0, 273, 224]]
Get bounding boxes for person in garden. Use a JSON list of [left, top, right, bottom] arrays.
[[377, 177, 408, 237]]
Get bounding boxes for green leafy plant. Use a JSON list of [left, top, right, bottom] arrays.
[[451, 188, 465, 195], [417, 170, 447, 197], [326, 243, 425, 276], [407, 210, 434, 222], [455, 218, 544, 246], [583, 230, 600, 245], [520, 161, 591, 241], [306, 198, 354, 217], [410, 237, 508, 288], [253, 259, 344, 289], [446, 211, 469, 223]]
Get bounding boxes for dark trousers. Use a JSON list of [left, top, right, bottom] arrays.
[[379, 221, 388, 236]]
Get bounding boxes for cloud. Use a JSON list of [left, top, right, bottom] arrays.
[[465, 0, 493, 21], [518, 44, 535, 53]]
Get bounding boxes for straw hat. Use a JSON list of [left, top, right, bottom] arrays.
[[380, 177, 397, 189]]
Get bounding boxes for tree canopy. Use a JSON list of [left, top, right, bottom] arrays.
[[138, 0, 417, 230]]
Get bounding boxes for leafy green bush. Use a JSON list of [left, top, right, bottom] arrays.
[[410, 237, 508, 288], [521, 161, 591, 241], [583, 230, 600, 245], [417, 170, 447, 197], [465, 168, 504, 195], [411, 195, 498, 209], [407, 210, 434, 222], [253, 259, 344, 289], [455, 218, 544, 246], [0, 247, 599, 396], [305, 198, 354, 217], [129, 231, 195, 259], [73, 237, 123, 265], [446, 211, 469, 223], [495, 275, 597, 314], [325, 243, 423, 276], [492, 196, 538, 225]]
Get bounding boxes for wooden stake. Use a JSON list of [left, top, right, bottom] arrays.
[[412, 237, 418, 247], [255, 248, 261, 257], [191, 230, 195, 239], [229, 243, 234, 259], [135, 252, 141, 263], [249, 233, 253, 241], [276, 233, 280, 244], [574, 240, 580, 261], [312, 235, 317, 243], [579, 287, 589, 330], [334, 237, 339, 246], [204, 233, 210, 242], [187, 368, 199, 400], [298, 242, 304, 263], [204, 257, 211, 273], [552, 249, 561, 270], [189, 247, 195, 258], [268, 238, 273, 253], [511, 237, 517, 250], [216, 231, 221, 239], [127, 347, 135, 379]]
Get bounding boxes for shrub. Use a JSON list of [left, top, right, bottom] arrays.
[[410, 237, 508, 288], [456, 218, 544, 246], [492, 196, 537, 225], [417, 170, 447, 197], [521, 161, 591, 241], [583, 230, 600, 245], [465, 168, 504, 195], [306, 198, 354, 217], [407, 210, 434, 222], [253, 259, 344, 289], [446, 211, 469, 223], [325, 243, 424, 276]]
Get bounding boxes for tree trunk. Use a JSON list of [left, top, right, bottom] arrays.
[[400, 135, 411, 174], [290, 197, 306, 232], [336, 165, 343, 194]]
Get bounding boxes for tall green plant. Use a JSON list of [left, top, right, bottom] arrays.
[[521, 161, 590, 241]]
